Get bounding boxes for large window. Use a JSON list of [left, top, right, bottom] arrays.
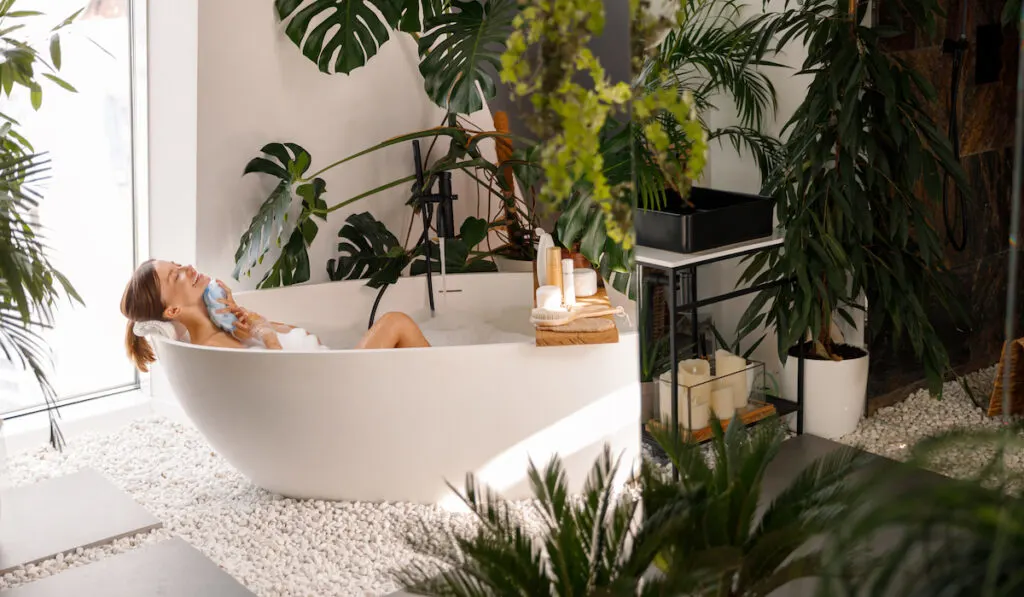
[[0, 0, 139, 414]]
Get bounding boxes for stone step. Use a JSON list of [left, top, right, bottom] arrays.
[[0, 538, 256, 596], [0, 469, 162, 575]]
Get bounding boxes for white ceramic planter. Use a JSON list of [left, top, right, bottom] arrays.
[[493, 255, 534, 273], [781, 346, 869, 439]]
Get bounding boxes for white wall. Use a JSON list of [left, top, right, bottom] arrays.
[[194, 1, 500, 290]]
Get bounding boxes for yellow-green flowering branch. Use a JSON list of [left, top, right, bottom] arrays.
[[500, 0, 709, 251]]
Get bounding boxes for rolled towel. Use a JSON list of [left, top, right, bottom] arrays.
[[133, 320, 185, 342]]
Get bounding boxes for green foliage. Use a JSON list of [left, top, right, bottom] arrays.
[[275, 0, 443, 74], [395, 445, 664, 595], [327, 211, 410, 288], [632, 0, 810, 209], [410, 216, 498, 275], [417, 0, 517, 115], [275, 0, 515, 115], [736, 0, 970, 395], [817, 425, 1024, 597], [0, 3, 84, 449], [396, 413, 872, 596], [645, 415, 871, 596], [234, 142, 328, 288], [499, 0, 637, 251], [233, 123, 528, 288]]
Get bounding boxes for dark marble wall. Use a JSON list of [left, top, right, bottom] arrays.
[[868, 0, 1020, 408]]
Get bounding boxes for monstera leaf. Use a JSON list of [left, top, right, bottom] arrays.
[[417, 0, 518, 114], [258, 218, 318, 288], [410, 216, 497, 274], [556, 189, 634, 297], [327, 211, 410, 288], [234, 142, 327, 286], [276, 0, 444, 75]]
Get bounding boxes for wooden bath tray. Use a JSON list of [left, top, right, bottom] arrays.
[[645, 400, 777, 443], [535, 286, 620, 347]]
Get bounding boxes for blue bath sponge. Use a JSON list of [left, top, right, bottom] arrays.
[[203, 280, 237, 333]]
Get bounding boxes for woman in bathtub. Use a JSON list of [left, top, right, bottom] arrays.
[[119, 259, 430, 371]]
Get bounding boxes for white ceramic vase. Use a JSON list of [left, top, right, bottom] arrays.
[[781, 345, 869, 439]]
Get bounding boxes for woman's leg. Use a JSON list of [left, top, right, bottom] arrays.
[[356, 312, 431, 349]]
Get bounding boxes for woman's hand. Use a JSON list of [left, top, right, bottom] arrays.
[[215, 279, 239, 309]]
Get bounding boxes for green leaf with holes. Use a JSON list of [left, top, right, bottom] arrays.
[[417, 0, 517, 114], [328, 211, 410, 288], [276, 0, 444, 75], [234, 142, 320, 283]]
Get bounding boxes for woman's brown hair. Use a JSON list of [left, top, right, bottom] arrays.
[[120, 259, 165, 372]]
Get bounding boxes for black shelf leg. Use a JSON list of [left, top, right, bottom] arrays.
[[668, 267, 679, 481], [689, 266, 699, 358], [797, 339, 805, 435]]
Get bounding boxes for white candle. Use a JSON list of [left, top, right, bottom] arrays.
[[658, 374, 710, 430], [715, 349, 749, 409], [679, 359, 712, 408], [574, 268, 598, 297], [536, 285, 562, 310], [711, 387, 734, 420]]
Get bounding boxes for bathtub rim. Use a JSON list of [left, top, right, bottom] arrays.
[[150, 327, 638, 355]]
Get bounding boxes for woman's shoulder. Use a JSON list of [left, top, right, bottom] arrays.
[[199, 332, 245, 349]]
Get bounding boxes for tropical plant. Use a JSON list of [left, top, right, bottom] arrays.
[[275, 0, 517, 116], [736, 0, 971, 394], [395, 413, 871, 596], [644, 416, 871, 596], [0, 4, 83, 449], [817, 424, 1024, 597], [233, 116, 534, 288], [632, 0, 810, 210], [394, 444, 669, 595]]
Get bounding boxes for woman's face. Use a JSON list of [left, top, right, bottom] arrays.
[[152, 260, 209, 318]]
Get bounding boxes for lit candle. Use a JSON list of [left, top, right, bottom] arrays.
[[714, 349, 749, 409], [711, 387, 734, 420]]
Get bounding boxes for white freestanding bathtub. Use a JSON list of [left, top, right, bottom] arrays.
[[147, 272, 641, 505]]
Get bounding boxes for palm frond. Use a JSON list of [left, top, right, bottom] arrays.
[[0, 150, 83, 447]]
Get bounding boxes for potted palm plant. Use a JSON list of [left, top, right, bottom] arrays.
[[737, 0, 971, 439]]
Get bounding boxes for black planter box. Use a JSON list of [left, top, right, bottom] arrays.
[[636, 186, 776, 254]]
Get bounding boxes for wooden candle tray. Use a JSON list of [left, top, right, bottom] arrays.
[[645, 400, 777, 443]]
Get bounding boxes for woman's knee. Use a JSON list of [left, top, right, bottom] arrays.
[[377, 311, 413, 328]]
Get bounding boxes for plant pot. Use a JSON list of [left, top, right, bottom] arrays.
[[492, 255, 535, 273], [635, 186, 775, 253], [641, 381, 658, 422], [781, 343, 868, 439]]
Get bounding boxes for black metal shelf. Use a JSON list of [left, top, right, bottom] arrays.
[[636, 237, 805, 479], [641, 395, 801, 455]]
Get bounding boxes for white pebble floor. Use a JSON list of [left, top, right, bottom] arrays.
[[0, 415, 544, 597], [0, 365, 1014, 596], [836, 365, 1024, 481]]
